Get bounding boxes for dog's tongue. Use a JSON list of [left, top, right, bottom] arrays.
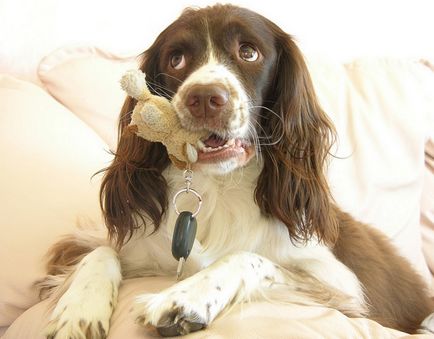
[[203, 134, 227, 148]]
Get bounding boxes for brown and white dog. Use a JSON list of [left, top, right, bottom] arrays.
[[41, 4, 434, 338]]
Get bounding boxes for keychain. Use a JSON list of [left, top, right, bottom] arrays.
[[172, 166, 202, 280]]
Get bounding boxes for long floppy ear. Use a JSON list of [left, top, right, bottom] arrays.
[[255, 25, 338, 246], [99, 41, 170, 249]]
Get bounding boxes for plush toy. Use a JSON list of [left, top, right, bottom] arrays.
[[120, 70, 205, 169]]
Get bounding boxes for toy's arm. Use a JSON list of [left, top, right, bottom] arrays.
[[120, 69, 149, 101]]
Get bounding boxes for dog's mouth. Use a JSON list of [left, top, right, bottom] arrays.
[[196, 133, 253, 163]]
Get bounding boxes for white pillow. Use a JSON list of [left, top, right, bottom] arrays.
[[3, 277, 408, 339], [38, 46, 139, 150], [308, 57, 434, 284], [0, 75, 110, 327]]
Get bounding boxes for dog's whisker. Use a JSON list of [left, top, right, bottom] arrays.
[[243, 98, 267, 154], [247, 121, 262, 160], [238, 100, 286, 146], [119, 109, 134, 125], [149, 86, 174, 99], [249, 104, 283, 123], [146, 83, 174, 99], [248, 118, 284, 147], [154, 72, 183, 84], [250, 105, 286, 147], [145, 80, 176, 95], [248, 118, 269, 139]]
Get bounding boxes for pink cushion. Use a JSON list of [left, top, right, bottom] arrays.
[[308, 57, 434, 284], [0, 75, 110, 327], [2, 53, 433, 332], [38, 46, 139, 149], [3, 277, 411, 339]]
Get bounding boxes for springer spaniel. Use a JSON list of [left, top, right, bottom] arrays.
[[41, 4, 434, 338]]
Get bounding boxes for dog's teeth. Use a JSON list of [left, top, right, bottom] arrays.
[[226, 139, 235, 146], [199, 137, 240, 153], [203, 145, 225, 153]]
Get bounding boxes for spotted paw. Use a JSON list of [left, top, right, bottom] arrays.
[[152, 304, 206, 337], [45, 308, 109, 339], [44, 247, 121, 339], [134, 292, 212, 337]]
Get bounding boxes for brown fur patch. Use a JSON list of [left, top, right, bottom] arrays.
[[36, 233, 106, 301], [333, 207, 434, 333]]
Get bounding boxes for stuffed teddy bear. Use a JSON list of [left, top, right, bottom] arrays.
[[120, 70, 206, 169]]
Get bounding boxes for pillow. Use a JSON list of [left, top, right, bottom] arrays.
[[0, 75, 111, 327], [307, 57, 434, 285], [2, 52, 433, 331], [38, 46, 140, 150], [3, 277, 409, 339]]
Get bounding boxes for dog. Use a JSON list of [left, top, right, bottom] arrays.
[[40, 4, 434, 338]]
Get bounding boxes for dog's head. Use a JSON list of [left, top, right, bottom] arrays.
[[101, 4, 338, 248]]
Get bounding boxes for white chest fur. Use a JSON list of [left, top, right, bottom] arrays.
[[120, 162, 364, 306], [164, 162, 331, 267], [165, 162, 284, 262]]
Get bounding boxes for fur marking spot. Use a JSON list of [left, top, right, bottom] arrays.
[[98, 320, 107, 338]]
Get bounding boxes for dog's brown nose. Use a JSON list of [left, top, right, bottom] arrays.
[[185, 84, 229, 118]]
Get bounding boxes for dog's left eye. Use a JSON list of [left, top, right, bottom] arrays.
[[170, 53, 186, 70], [239, 44, 259, 62]]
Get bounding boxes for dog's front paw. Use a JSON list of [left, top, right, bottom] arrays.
[[44, 284, 116, 339], [133, 252, 283, 337], [44, 246, 121, 339], [44, 305, 110, 339], [134, 291, 212, 337]]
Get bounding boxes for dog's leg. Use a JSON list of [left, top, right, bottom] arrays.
[[134, 251, 365, 336], [44, 246, 121, 339]]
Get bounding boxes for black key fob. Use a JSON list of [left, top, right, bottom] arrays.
[[172, 211, 197, 261]]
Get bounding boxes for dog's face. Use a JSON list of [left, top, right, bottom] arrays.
[[143, 6, 279, 174], [103, 5, 338, 248]]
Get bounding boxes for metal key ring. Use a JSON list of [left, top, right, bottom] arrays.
[[172, 188, 203, 217]]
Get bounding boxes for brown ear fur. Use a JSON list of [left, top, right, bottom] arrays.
[[99, 45, 171, 248], [255, 23, 338, 246]]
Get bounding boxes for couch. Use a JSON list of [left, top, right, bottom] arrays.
[[1, 41, 434, 338]]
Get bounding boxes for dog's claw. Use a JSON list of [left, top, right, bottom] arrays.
[[157, 320, 206, 337]]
